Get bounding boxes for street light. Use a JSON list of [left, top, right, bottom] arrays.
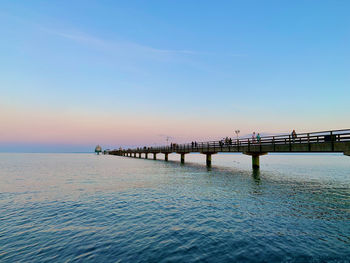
[[235, 130, 240, 139]]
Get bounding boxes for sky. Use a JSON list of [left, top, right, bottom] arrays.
[[0, 0, 349, 152]]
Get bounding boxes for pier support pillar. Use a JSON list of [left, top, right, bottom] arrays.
[[165, 153, 168, 161], [252, 155, 260, 169], [206, 154, 212, 167], [139, 153, 141, 158], [153, 153, 157, 160], [134, 153, 136, 158], [244, 152, 267, 169], [145, 153, 148, 159], [202, 152, 217, 167], [181, 153, 185, 164]]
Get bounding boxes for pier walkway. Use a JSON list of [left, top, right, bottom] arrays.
[[108, 129, 350, 168]]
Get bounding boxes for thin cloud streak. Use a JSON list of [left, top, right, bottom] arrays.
[[41, 27, 244, 59], [2, 12, 244, 58], [43, 28, 197, 56]]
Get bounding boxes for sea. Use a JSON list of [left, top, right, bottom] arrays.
[[0, 153, 349, 262]]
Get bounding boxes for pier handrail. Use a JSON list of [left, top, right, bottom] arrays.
[[125, 129, 350, 152], [112, 128, 350, 168]]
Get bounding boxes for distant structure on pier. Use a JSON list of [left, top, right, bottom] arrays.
[[95, 145, 102, 155]]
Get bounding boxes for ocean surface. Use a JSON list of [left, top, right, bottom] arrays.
[[0, 153, 349, 262]]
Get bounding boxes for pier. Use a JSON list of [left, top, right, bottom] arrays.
[[109, 129, 350, 168]]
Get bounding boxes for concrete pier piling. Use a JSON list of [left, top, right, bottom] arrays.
[[180, 153, 185, 164], [252, 155, 260, 169], [206, 154, 212, 167], [244, 152, 267, 169], [202, 152, 216, 167]]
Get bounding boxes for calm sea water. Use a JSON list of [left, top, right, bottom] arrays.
[[0, 153, 349, 262]]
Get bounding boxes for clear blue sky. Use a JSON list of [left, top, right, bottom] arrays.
[[0, 1, 349, 152]]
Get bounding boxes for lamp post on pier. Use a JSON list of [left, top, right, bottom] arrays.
[[235, 130, 240, 140]]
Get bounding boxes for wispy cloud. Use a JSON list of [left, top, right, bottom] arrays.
[[41, 27, 246, 59], [37, 25, 245, 77], [42, 28, 197, 57]]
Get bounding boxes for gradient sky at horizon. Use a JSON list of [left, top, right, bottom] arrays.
[[1, 0, 349, 152]]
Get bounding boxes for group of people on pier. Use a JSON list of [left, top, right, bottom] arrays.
[[251, 132, 261, 143], [219, 137, 234, 147], [133, 130, 299, 153], [170, 143, 180, 150]]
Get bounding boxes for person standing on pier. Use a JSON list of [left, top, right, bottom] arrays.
[[252, 132, 256, 143], [257, 133, 261, 143], [291, 130, 297, 141]]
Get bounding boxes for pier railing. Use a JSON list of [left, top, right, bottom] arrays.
[[130, 129, 350, 153], [112, 129, 350, 168]]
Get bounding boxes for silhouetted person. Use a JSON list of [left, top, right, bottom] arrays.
[[291, 130, 297, 141], [252, 132, 256, 143]]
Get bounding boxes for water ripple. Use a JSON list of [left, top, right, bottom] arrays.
[[0, 153, 349, 262]]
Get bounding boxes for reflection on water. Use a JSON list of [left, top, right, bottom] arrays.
[[0, 153, 349, 262]]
